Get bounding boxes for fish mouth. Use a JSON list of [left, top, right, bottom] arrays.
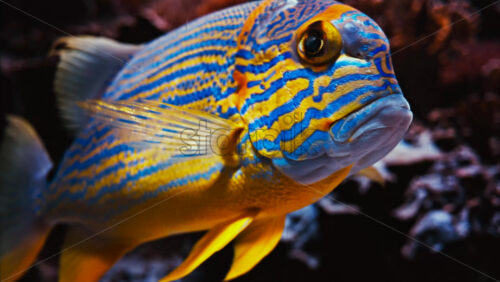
[[271, 92, 412, 186], [328, 93, 412, 145]]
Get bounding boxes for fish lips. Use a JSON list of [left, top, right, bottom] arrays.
[[329, 94, 412, 148], [325, 93, 413, 173], [272, 94, 412, 185]]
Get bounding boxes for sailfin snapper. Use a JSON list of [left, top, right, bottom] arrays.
[[0, 0, 412, 281]]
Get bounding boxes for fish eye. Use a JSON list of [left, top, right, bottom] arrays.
[[297, 21, 342, 65]]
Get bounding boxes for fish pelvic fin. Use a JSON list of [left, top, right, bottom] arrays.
[[58, 227, 134, 282], [224, 215, 286, 281], [0, 116, 53, 281], [355, 165, 386, 186], [80, 99, 245, 166], [160, 211, 258, 282], [50, 36, 142, 133]]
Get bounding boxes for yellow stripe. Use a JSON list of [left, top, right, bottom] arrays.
[[95, 156, 216, 205], [113, 43, 236, 91], [111, 52, 229, 101]]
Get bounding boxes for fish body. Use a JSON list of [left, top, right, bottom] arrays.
[[0, 0, 412, 281], [44, 1, 340, 238]]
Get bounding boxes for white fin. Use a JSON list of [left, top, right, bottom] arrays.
[[80, 100, 244, 165], [51, 36, 142, 133], [0, 115, 53, 281]]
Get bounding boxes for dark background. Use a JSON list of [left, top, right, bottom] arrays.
[[1, 0, 499, 281]]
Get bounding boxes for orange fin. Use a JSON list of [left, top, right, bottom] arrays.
[[224, 215, 286, 281], [59, 228, 132, 282], [0, 230, 50, 282], [160, 212, 258, 282]]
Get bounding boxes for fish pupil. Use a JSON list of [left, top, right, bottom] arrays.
[[304, 31, 324, 56]]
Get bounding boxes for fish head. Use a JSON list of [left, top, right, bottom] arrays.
[[233, 0, 412, 184]]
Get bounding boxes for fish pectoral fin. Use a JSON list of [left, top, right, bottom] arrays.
[[355, 165, 386, 186], [224, 215, 286, 281], [80, 99, 244, 166], [160, 212, 258, 282], [59, 227, 133, 282]]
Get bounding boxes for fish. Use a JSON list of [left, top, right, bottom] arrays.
[[0, 0, 412, 281]]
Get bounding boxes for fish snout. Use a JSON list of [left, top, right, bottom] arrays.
[[327, 94, 412, 173], [329, 94, 411, 144]]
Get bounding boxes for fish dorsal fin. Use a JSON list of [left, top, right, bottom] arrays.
[[225, 215, 286, 281], [50, 36, 142, 133], [81, 100, 244, 165], [160, 211, 258, 282]]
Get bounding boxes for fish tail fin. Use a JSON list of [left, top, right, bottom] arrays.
[[58, 227, 133, 282], [0, 115, 53, 281], [50, 36, 142, 133]]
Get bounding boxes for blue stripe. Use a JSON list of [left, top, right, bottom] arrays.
[[270, 18, 297, 37], [67, 124, 111, 158], [250, 82, 393, 152], [146, 85, 220, 105], [315, 73, 380, 101], [362, 19, 382, 31], [240, 59, 372, 116], [286, 130, 330, 158], [374, 57, 396, 78], [240, 51, 292, 75], [385, 55, 392, 71], [246, 72, 378, 131], [239, 78, 285, 114], [215, 86, 237, 101], [251, 138, 280, 153], [278, 83, 393, 142], [236, 49, 254, 60], [117, 60, 232, 101], [267, 12, 285, 34], [247, 80, 260, 88], [358, 31, 386, 41], [121, 43, 233, 81], [62, 144, 135, 179], [101, 162, 224, 218], [255, 34, 293, 52], [216, 104, 239, 119], [85, 158, 177, 204], [370, 44, 387, 57]]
